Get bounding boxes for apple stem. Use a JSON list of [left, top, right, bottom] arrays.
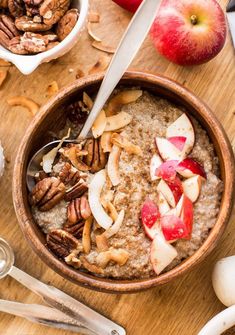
[[190, 15, 198, 25]]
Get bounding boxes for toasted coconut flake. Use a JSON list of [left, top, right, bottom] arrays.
[[42, 129, 71, 173], [61, 146, 90, 171], [0, 59, 11, 67], [80, 256, 104, 274], [106, 90, 143, 116], [103, 209, 124, 239], [88, 12, 100, 23], [88, 55, 110, 75], [100, 131, 112, 153], [83, 91, 93, 110], [87, 22, 102, 42], [96, 234, 109, 252], [82, 216, 93, 254], [105, 112, 132, 132], [111, 133, 142, 156], [46, 81, 59, 96], [106, 201, 118, 222], [65, 249, 82, 269], [0, 69, 8, 87], [7, 96, 40, 115], [92, 41, 116, 54], [100, 189, 114, 209], [88, 169, 113, 229], [107, 144, 121, 186], [96, 248, 129, 268], [92, 109, 107, 138]]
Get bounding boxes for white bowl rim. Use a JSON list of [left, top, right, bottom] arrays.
[[0, 0, 89, 74]]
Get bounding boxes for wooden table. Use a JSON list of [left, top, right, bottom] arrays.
[[0, 0, 234, 334]]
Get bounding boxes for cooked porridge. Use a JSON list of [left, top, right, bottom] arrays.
[[29, 89, 223, 279]]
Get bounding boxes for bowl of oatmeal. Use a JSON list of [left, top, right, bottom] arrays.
[[13, 71, 235, 292]]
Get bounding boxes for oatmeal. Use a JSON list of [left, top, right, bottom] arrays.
[[29, 90, 223, 279]]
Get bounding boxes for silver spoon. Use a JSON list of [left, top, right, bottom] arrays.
[[26, 0, 162, 191], [0, 238, 126, 335]]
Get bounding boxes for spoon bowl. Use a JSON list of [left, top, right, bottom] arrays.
[[0, 238, 14, 279]]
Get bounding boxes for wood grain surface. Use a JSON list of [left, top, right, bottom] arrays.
[[0, 0, 234, 334]]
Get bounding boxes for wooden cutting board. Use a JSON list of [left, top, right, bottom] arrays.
[[0, 0, 234, 334]]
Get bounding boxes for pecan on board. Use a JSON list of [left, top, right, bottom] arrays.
[[47, 229, 82, 258], [45, 40, 59, 50], [0, 15, 20, 49], [8, 0, 25, 17], [15, 15, 52, 32], [39, 0, 70, 26], [20, 31, 49, 53], [56, 8, 78, 41], [8, 36, 28, 54], [83, 138, 107, 173], [29, 177, 66, 211]]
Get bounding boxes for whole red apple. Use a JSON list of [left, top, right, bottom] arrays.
[[112, 0, 142, 13], [150, 0, 227, 65]]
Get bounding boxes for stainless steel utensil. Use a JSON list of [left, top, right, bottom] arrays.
[[0, 238, 125, 335], [227, 0, 235, 48]]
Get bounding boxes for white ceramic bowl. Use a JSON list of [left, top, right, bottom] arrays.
[[0, 0, 89, 75]]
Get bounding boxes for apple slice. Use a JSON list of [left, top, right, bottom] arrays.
[[158, 191, 170, 216], [155, 160, 178, 181], [176, 158, 207, 179], [144, 221, 160, 240], [141, 199, 160, 228], [166, 114, 195, 155], [157, 177, 183, 208], [155, 137, 184, 161], [182, 175, 202, 203], [168, 136, 187, 151], [150, 154, 162, 181], [160, 215, 189, 242], [151, 233, 178, 275], [179, 194, 194, 239]]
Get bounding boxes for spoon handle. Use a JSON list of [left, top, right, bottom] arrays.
[[78, 0, 161, 138], [0, 300, 96, 334], [9, 266, 125, 335]]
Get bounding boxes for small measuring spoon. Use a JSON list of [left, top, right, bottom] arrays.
[[0, 238, 126, 335]]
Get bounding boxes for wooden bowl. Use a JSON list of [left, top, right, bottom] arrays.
[[13, 71, 235, 293]]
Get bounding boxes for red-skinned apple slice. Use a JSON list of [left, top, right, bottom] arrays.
[[144, 221, 160, 240], [158, 191, 170, 216], [160, 215, 189, 242], [155, 137, 184, 161], [150, 154, 162, 181], [155, 160, 178, 181], [151, 233, 178, 275], [141, 199, 160, 229], [179, 194, 194, 239], [182, 175, 202, 203], [166, 114, 195, 155], [176, 158, 207, 179], [157, 177, 183, 208], [168, 136, 187, 151]]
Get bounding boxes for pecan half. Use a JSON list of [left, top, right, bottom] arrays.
[[47, 229, 82, 258], [63, 221, 84, 238], [65, 179, 88, 201], [39, 0, 70, 25], [45, 40, 59, 50], [56, 8, 78, 41], [58, 162, 81, 186], [0, 15, 20, 49], [29, 177, 66, 211], [67, 195, 91, 225], [20, 32, 48, 53], [15, 15, 52, 32], [8, 36, 28, 54], [0, 0, 8, 8], [8, 0, 25, 18], [83, 138, 107, 173]]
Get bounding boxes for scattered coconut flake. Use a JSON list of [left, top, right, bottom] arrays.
[[87, 22, 102, 42], [111, 133, 142, 155], [46, 81, 59, 96], [96, 234, 109, 252], [82, 216, 93, 254], [100, 131, 113, 153], [107, 144, 121, 186], [0, 141, 5, 178], [88, 55, 110, 75], [92, 41, 116, 54], [103, 209, 125, 239], [80, 256, 104, 274], [106, 201, 118, 221], [42, 129, 71, 173], [96, 248, 129, 268], [88, 169, 113, 230], [105, 112, 133, 131], [88, 12, 100, 23], [7, 96, 40, 115], [106, 90, 143, 116], [92, 110, 107, 138], [0, 69, 8, 87]]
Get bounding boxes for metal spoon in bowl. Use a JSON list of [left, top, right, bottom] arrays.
[[0, 238, 125, 335], [26, 0, 162, 191]]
